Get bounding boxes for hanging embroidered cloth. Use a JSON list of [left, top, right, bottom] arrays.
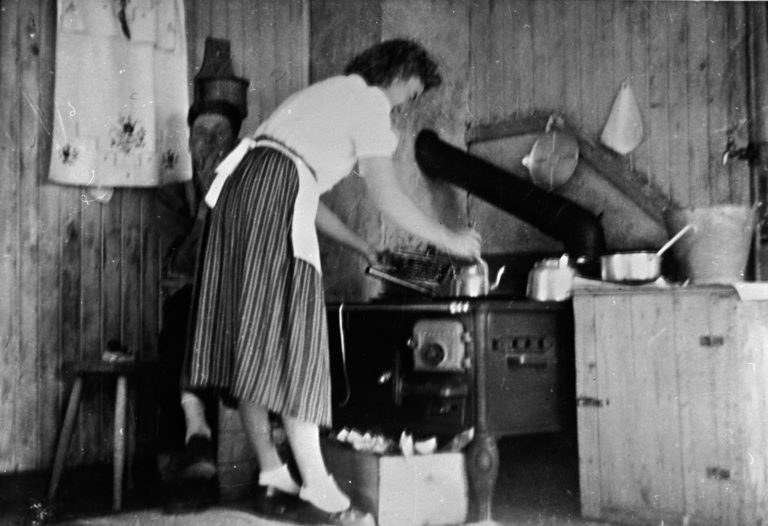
[[49, 0, 191, 188]]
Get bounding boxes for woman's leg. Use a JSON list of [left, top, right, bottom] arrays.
[[239, 399, 299, 494], [283, 415, 350, 513]]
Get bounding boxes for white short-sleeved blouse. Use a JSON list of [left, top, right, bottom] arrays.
[[255, 74, 398, 192]]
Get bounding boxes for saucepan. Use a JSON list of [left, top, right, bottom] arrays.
[[600, 224, 695, 283]]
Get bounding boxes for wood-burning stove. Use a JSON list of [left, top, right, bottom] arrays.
[[326, 297, 575, 521]]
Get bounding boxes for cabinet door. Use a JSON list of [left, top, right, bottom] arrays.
[[675, 291, 740, 524], [575, 292, 684, 519]]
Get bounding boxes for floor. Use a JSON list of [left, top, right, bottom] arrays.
[[1, 433, 610, 526]]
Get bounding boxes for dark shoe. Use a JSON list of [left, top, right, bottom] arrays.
[[251, 486, 303, 520], [163, 475, 220, 514], [294, 500, 375, 526], [177, 434, 217, 480]]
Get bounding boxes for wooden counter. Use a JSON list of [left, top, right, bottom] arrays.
[[573, 285, 768, 525]]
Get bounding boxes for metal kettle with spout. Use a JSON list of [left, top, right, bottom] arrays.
[[450, 258, 505, 297]]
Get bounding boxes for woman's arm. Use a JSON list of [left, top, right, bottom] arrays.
[[316, 200, 379, 265], [358, 156, 481, 260]]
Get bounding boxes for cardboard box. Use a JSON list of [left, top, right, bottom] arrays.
[[322, 439, 468, 526]]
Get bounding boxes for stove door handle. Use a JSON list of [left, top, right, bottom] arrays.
[[506, 354, 548, 369]]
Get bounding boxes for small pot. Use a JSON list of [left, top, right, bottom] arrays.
[[527, 255, 575, 301], [451, 258, 506, 297], [600, 224, 694, 283]]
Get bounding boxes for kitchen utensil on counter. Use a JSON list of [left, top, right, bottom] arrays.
[[365, 249, 454, 296], [526, 254, 575, 301], [600, 224, 694, 283], [450, 258, 506, 297], [663, 204, 758, 284], [522, 129, 579, 191]]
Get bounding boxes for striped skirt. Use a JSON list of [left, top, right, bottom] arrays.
[[185, 147, 331, 427]]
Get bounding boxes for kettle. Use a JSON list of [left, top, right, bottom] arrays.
[[450, 258, 506, 297], [526, 254, 575, 301]]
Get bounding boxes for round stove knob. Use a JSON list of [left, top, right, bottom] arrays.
[[420, 342, 446, 367]]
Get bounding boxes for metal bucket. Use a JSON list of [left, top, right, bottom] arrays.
[[663, 204, 756, 284]]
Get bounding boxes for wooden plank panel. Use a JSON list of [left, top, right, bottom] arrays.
[[738, 301, 768, 522], [487, 0, 506, 122], [545, 0, 565, 113], [514, 0, 534, 116], [224, 0, 244, 79], [572, 294, 601, 518], [667, 3, 690, 206], [80, 190, 104, 465], [468, 0, 490, 124], [498, 0, 516, 118], [629, 293, 683, 513], [259, 1, 277, 114], [272, 1, 292, 104], [707, 292, 739, 525], [18, 0, 42, 469], [140, 196, 158, 359], [562, 0, 580, 122], [627, 0, 651, 186], [706, 2, 729, 205], [121, 191, 142, 357], [59, 189, 82, 466], [647, 2, 671, 197], [725, 5, 750, 205], [530, 0, 549, 113], [36, 0, 62, 469], [210, 0, 228, 37], [0, 0, 20, 472], [686, 1, 710, 207], [676, 291, 722, 520], [577, 0, 597, 132], [594, 294, 639, 510], [594, 0, 614, 138], [240, 2, 262, 131]]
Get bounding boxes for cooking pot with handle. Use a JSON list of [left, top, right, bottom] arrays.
[[600, 224, 694, 283]]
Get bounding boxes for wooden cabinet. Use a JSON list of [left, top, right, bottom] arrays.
[[573, 286, 768, 525]]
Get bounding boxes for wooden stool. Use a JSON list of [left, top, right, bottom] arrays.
[[47, 359, 155, 511]]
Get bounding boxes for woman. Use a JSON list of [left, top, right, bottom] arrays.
[[186, 39, 481, 524]]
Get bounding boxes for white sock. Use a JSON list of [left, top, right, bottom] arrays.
[[258, 464, 300, 495], [299, 474, 350, 513], [181, 391, 211, 444]]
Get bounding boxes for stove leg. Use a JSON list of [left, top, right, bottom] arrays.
[[466, 431, 499, 522]]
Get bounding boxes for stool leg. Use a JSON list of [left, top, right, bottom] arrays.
[[47, 376, 84, 501], [113, 374, 127, 511]]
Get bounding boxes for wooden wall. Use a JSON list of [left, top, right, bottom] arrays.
[[0, 0, 308, 474], [0, 0, 759, 473]]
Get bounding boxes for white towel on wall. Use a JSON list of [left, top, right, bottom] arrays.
[[49, 0, 191, 188]]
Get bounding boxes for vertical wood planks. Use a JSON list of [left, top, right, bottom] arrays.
[[0, 0, 21, 472], [629, 293, 683, 513], [593, 293, 638, 509], [572, 294, 601, 518], [647, 2, 671, 198], [667, 3, 690, 206], [686, 1, 710, 207], [627, 0, 651, 184], [706, 2, 729, 205], [18, 0, 43, 469], [575, 289, 768, 523], [36, 0, 61, 468]]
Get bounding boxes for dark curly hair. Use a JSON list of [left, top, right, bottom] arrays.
[[343, 39, 442, 92]]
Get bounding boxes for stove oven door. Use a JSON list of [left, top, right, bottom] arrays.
[[326, 304, 473, 438]]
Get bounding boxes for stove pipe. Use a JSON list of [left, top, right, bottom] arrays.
[[415, 129, 606, 262]]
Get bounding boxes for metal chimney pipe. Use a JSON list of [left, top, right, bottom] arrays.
[[415, 129, 606, 263]]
